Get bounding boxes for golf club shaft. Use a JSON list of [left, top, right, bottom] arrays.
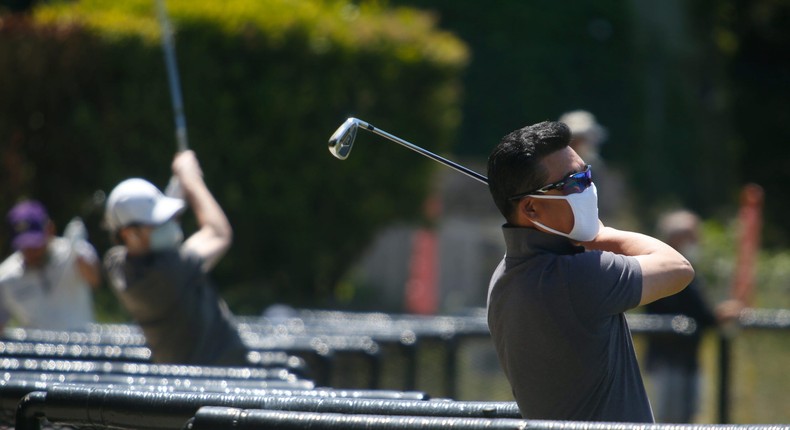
[[359, 120, 488, 185], [157, 0, 188, 199], [157, 0, 189, 153]]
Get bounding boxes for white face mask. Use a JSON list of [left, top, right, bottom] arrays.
[[149, 220, 184, 251], [528, 183, 600, 242]]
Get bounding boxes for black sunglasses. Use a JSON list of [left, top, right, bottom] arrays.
[[508, 165, 593, 200]]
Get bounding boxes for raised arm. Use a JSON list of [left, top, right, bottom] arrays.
[[172, 150, 233, 271], [581, 226, 695, 306], [75, 251, 101, 289]]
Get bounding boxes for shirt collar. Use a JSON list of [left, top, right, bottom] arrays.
[[501, 224, 584, 258]]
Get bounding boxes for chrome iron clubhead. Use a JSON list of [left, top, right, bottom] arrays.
[[328, 117, 361, 160], [327, 117, 488, 185]]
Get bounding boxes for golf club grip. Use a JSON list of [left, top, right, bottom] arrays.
[[165, 176, 184, 199]]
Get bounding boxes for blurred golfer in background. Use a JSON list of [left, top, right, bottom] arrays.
[[103, 150, 249, 366]]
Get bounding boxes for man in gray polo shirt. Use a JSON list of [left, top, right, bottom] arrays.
[[486, 121, 694, 422]]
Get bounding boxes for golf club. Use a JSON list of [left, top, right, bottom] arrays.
[[156, 0, 188, 199], [328, 117, 488, 185]]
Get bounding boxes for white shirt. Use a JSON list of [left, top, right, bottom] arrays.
[[0, 237, 97, 330]]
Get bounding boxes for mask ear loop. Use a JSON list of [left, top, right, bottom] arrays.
[[531, 219, 574, 239], [524, 193, 574, 238]]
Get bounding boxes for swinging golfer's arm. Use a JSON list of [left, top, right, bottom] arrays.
[[173, 151, 232, 271], [581, 226, 694, 306]]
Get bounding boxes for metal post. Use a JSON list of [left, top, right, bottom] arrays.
[[717, 332, 731, 424], [403, 342, 418, 391], [445, 335, 459, 399]]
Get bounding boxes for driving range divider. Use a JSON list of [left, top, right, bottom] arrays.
[[185, 407, 789, 430], [13, 385, 518, 430], [2, 308, 789, 426], [3, 310, 705, 399]]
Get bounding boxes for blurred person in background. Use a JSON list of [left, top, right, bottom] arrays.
[[645, 209, 743, 423], [0, 200, 100, 331], [559, 110, 634, 229], [103, 150, 249, 366]]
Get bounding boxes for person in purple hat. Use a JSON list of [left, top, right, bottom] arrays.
[[0, 200, 101, 330]]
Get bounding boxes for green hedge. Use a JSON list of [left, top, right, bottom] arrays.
[[0, 0, 468, 315]]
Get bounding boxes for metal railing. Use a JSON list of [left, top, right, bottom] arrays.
[[185, 407, 789, 430], [13, 386, 516, 430], [3, 307, 788, 425]]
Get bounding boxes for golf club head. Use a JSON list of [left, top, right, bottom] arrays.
[[328, 118, 359, 160]]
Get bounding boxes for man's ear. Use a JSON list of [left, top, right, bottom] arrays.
[[513, 197, 539, 226], [522, 197, 539, 219]]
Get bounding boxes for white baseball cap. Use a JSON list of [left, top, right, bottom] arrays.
[[104, 178, 186, 231]]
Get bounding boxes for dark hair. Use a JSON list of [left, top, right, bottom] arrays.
[[487, 121, 571, 220]]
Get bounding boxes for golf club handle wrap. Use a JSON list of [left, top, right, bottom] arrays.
[[165, 176, 185, 200]]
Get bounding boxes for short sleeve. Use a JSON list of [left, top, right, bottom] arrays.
[[563, 250, 642, 319], [179, 247, 209, 273]]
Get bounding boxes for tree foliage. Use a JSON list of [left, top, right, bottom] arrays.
[[0, 0, 468, 315]]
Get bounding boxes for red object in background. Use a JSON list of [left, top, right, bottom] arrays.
[[730, 183, 764, 306], [405, 229, 439, 315], [405, 195, 441, 315]]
